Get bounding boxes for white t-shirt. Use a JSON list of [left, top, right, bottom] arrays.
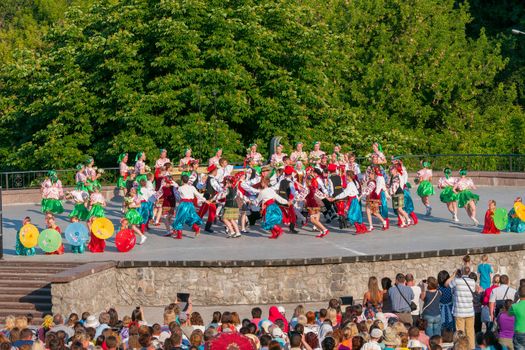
[[411, 285, 422, 315], [490, 285, 517, 303], [449, 277, 476, 317]]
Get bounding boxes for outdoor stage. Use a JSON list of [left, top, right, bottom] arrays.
[[2, 186, 525, 263]]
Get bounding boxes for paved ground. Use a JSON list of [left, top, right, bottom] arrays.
[[2, 186, 524, 262]]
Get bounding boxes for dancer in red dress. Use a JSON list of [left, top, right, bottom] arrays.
[[481, 200, 500, 234]]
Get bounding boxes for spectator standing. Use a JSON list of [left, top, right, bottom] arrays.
[[363, 277, 384, 319], [477, 255, 494, 290], [388, 273, 415, 325], [490, 275, 517, 321], [445, 267, 476, 350], [468, 272, 484, 334], [420, 277, 442, 337], [406, 274, 422, 324], [498, 300, 516, 350], [49, 314, 74, 339], [381, 277, 394, 314], [510, 286, 525, 350], [437, 271, 454, 331]]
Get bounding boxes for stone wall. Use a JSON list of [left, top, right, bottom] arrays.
[[51, 267, 118, 315], [51, 249, 525, 313]]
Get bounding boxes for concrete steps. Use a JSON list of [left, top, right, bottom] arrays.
[[0, 261, 81, 322]]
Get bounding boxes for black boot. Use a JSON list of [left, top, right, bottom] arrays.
[[338, 216, 344, 229], [205, 222, 214, 233], [289, 223, 298, 234]]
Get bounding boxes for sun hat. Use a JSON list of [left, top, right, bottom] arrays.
[[84, 315, 100, 328], [370, 328, 383, 339]]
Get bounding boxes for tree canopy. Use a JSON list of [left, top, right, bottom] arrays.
[[0, 0, 523, 170]]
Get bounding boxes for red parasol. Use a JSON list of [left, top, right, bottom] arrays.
[[206, 332, 256, 350]]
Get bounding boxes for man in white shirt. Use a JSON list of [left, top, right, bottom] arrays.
[[406, 273, 422, 324], [445, 267, 476, 350], [490, 274, 517, 320]]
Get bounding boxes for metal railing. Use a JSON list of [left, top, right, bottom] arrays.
[[0, 154, 523, 190]]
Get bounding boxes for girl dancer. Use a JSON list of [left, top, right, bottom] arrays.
[[256, 177, 292, 239], [84, 157, 101, 193], [362, 169, 388, 231], [438, 168, 459, 222], [416, 161, 435, 216], [171, 174, 205, 239], [124, 187, 147, 244], [507, 197, 525, 233], [308, 141, 325, 166], [45, 216, 64, 255], [41, 170, 64, 214], [75, 164, 89, 191], [389, 165, 410, 228], [271, 144, 287, 166], [482, 200, 499, 234], [305, 175, 329, 237], [88, 186, 106, 219], [290, 142, 308, 164], [87, 216, 105, 253], [208, 148, 223, 166], [68, 183, 89, 221], [16, 217, 35, 256], [117, 153, 129, 194], [372, 142, 387, 164], [159, 174, 177, 235], [134, 152, 148, 184], [245, 143, 263, 166], [178, 148, 195, 170], [394, 159, 418, 225], [222, 176, 242, 238], [454, 168, 480, 226], [333, 170, 367, 234]]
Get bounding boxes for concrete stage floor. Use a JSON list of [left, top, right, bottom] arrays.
[[2, 186, 524, 263]]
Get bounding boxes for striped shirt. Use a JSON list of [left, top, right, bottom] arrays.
[[449, 277, 476, 317]]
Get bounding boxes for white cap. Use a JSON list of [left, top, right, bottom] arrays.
[[272, 327, 284, 338], [277, 306, 285, 314], [370, 328, 383, 339]]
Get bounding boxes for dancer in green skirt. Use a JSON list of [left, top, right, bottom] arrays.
[[415, 161, 435, 216], [438, 168, 459, 222], [41, 170, 64, 214], [454, 169, 480, 226]]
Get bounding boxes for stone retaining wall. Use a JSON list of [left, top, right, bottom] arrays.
[[50, 249, 525, 315]]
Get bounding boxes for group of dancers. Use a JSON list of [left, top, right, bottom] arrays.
[[29, 141, 525, 255]]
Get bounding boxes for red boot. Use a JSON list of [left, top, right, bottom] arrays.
[[140, 224, 146, 233], [410, 212, 418, 225], [192, 224, 201, 236], [269, 228, 278, 239], [385, 218, 390, 230], [275, 226, 284, 238], [354, 223, 364, 234], [397, 215, 403, 227]]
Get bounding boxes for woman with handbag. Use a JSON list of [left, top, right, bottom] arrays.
[[420, 277, 442, 337]]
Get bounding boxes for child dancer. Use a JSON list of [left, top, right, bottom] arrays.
[[41, 170, 64, 214], [70, 216, 86, 254], [507, 197, 525, 233], [88, 187, 106, 219], [159, 175, 177, 235], [68, 183, 89, 221], [482, 200, 500, 234], [124, 187, 147, 244], [304, 175, 329, 237], [171, 174, 206, 239], [16, 217, 35, 256], [256, 177, 292, 239], [138, 179, 155, 234], [454, 169, 480, 226], [45, 216, 64, 255], [222, 176, 242, 238], [389, 165, 410, 228], [416, 161, 435, 216], [117, 153, 129, 212], [438, 168, 459, 222], [87, 216, 105, 253], [362, 170, 388, 231], [84, 157, 101, 193], [134, 152, 148, 184], [332, 171, 367, 234]]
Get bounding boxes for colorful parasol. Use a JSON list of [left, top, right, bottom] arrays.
[[65, 222, 90, 246], [115, 229, 136, 252], [493, 208, 509, 230], [20, 224, 39, 248], [91, 217, 114, 240], [38, 229, 62, 252]]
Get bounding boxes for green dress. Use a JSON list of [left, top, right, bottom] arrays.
[[125, 208, 143, 225], [69, 203, 90, 221], [41, 198, 64, 214], [439, 186, 458, 203], [88, 203, 105, 218], [416, 180, 435, 197]]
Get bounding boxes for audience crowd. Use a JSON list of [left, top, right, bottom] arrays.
[[1, 255, 525, 350]]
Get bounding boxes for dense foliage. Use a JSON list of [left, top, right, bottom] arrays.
[[0, 0, 524, 170]]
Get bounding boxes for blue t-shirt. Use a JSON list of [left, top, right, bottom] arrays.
[[478, 263, 494, 290]]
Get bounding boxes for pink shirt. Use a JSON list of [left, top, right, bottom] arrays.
[[90, 192, 105, 205], [417, 168, 433, 181], [41, 179, 63, 199], [438, 177, 457, 188], [455, 177, 475, 191], [155, 158, 170, 169]]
